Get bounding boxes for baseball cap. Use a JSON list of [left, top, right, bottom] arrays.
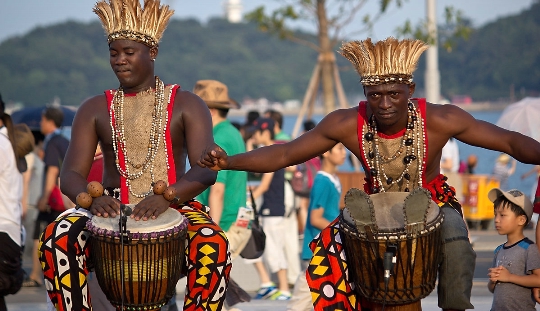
[[253, 117, 275, 136], [488, 188, 533, 222]]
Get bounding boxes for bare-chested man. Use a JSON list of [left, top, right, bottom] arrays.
[[38, 1, 230, 310], [199, 37, 540, 311]]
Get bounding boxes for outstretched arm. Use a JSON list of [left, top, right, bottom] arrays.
[[428, 104, 540, 165], [198, 109, 357, 172]]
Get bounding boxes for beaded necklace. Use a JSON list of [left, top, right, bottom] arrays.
[[110, 76, 166, 198], [362, 100, 425, 193]]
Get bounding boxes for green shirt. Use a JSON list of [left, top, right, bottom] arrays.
[[197, 120, 247, 231]]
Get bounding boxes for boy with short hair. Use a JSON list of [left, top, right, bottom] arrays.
[[249, 117, 291, 300], [487, 188, 540, 310], [287, 143, 347, 311]]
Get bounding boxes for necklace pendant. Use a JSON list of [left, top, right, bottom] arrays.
[[386, 177, 393, 185], [405, 138, 413, 146], [364, 132, 374, 141], [403, 156, 411, 164]]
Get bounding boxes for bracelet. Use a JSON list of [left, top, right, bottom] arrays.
[[76, 181, 104, 210]]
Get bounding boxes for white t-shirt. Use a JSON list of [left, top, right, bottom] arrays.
[[441, 139, 460, 174], [0, 126, 23, 246]]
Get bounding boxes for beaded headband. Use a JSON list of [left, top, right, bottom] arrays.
[[93, 0, 174, 48], [339, 37, 429, 86]]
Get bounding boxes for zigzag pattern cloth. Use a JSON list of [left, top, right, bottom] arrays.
[[39, 201, 231, 311], [306, 219, 361, 311]]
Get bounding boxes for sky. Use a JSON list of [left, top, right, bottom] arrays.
[[0, 0, 536, 42]]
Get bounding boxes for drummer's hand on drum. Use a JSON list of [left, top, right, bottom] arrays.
[[90, 195, 121, 218], [197, 144, 228, 172], [131, 194, 170, 221]]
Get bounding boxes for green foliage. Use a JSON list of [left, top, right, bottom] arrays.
[[0, 18, 318, 107], [435, 1, 540, 101], [0, 2, 538, 106], [395, 6, 472, 49]]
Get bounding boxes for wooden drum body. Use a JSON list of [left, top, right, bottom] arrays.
[[339, 188, 444, 310], [87, 207, 188, 311]]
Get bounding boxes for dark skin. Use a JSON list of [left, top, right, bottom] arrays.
[[200, 83, 540, 311], [61, 39, 217, 220], [198, 83, 540, 185]]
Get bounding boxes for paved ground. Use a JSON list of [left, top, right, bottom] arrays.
[[9, 227, 536, 310]]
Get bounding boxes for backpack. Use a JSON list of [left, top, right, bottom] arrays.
[[290, 158, 320, 198]]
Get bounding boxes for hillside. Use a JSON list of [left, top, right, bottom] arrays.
[[0, 2, 539, 107]]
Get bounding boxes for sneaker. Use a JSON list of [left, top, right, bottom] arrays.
[[22, 277, 41, 287], [254, 283, 277, 299], [269, 290, 291, 301]]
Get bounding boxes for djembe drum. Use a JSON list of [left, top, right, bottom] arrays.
[[340, 188, 444, 311], [87, 207, 188, 311]]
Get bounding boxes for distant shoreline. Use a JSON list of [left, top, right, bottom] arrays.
[[229, 101, 509, 117]]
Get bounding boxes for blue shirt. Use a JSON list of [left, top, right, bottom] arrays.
[[301, 171, 341, 260]]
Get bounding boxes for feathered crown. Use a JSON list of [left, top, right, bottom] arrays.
[[339, 37, 429, 86], [93, 0, 174, 48]]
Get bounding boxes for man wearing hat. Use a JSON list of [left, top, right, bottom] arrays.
[[199, 37, 540, 310], [195, 80, 251, 310], [487, 188, 540, 310], [195, 80, 250, 260]]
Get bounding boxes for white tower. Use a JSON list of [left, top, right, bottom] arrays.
[[424, 0, 441, 104], [225, 0, 243, 23]]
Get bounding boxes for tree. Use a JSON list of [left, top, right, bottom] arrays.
[[246, 0, 470, 136]]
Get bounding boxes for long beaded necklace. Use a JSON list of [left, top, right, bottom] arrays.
[[110, 76, 166, 198], [362, 100, 425, 193]]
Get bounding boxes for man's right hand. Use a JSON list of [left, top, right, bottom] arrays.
[[89, 195, 121, 218], [197, 144, 229, 171]]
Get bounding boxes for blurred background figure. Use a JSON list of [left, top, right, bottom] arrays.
[[492, 153, 517, 190], [24, 106, 69, 288], [263, 109, 301, 286], [440, 137, 463, 203], [287, 143, 346, 311], [459, 154, 478, 175], [0, 93, 34, 310], [294, 119, 321, 237]]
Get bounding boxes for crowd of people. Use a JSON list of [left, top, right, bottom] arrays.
[[3, 1, 540, 311]]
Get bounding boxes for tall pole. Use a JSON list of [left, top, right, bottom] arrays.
[[424, 0, 441, 104]]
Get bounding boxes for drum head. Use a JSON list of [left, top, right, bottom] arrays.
[[91, 206, 184, 233], [342, 191, 440, 230]]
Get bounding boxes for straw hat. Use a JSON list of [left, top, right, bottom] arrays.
[[193, 80, 240, 109]]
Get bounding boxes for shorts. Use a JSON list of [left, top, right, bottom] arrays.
[[33, 210, 62, 240], [261, 216, 288, 273]]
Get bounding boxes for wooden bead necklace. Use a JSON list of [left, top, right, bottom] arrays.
[[363, 100, 425, 193]]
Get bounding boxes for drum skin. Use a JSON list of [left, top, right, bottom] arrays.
[[88, 208, 188, 311], [340, 190, 444, 310]]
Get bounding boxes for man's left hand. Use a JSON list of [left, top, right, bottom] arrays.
[[131, 194, 171, 221]]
